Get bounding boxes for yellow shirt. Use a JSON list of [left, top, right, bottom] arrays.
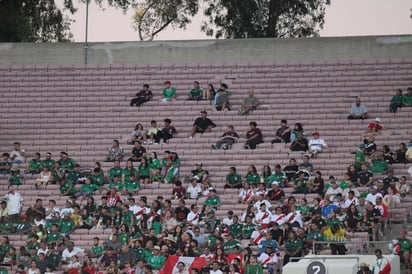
[[323, 227, 346, 242]]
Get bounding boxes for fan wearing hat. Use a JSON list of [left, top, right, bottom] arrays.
[[366, 117, 384, 136], [308, 131, 329, 158], [190, 162, 209, 183], [189, 110, 216, 138], [161, 80, 176, 103], [215, 87, 231, 112], [148, 245, 166, 270]]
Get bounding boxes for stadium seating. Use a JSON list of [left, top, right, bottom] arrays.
[[0, 59, 411, 258]]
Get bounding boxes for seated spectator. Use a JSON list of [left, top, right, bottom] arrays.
[[10, 142, 26, 164], [382, 145, 395, 164], [348, 97, 368, 120], [35, 167, 52, 189], [160, 81, 176, 103], [271, 119, 291, 144], [365, 187, 383, 205], [244, 121, 263, 150], [146, 120, 161, 145], [354, 144, 367, 171], [202, 83, 216, 100], [211, 125, 239, 150], [187, 179, 201, 199], [58, 152, 76, 173], [224, 166, 243, 188], [191, 162, 209, 183], [156, 118, 177, 144], [129, 123, 146, 145], [394, 142, 408, 163], [215, 88, 231, 112], [290, 133, 308, 153], [284, 158, 299, 182], [283, 230, 303, 265], [325, 181, 343, 202], [290, 123, 305, 143], [0, 153, 11, 174], [129, 141, 146, 162], [163, 151, 181, 184], [203, 189, 221, 209], [292, 172, 308, 194], [357, 164, 373, 187], [172, 181, 187, 200], [238, 183, 255, 204], [130, 84, 153, 107], [257, 246, 277, 273], [190, 110, 216, 138], [239, 89, 259, 115], [371, 153, 390, 174], [389, 89, 403, 113], [298, 155, 313, 176], [363, 135, 377, 156], [406, 146, 412, 162], [307, 171, 324, 195], [27, 153, 42, 174], [188, 81, 203, 100], [365, 117, 384, 137], [308, 132, 329, 158], [138, 157, 151, 185], [8, 164, 22, 186], [402, 86, 412, 106], [266, 181, 285, 202], [106, 139, 124, 162], [244, 165, 260, 187], [214, 83, 231, 104], [41, 152, 55, 170]]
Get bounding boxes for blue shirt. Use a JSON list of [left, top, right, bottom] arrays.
[[321, 204, 339, 218]]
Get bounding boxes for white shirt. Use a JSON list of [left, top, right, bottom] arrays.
[[187, 184, 201, 199], [271, 214, 286, 226], [239, 189, 254, 203], [366, 193, 383, 205], [45, 207, 60, 220], [186, 211, 199, 225], [253, 199, 271, 211], [4, 192, 23, 215], [61, 247, 84, 261], [37, 247, 49, 256], [255, 210, 272, 225], [10, 149, 25, 162], [210, 270, 223, 274], [222, 217, 233, 226], [309, 139, 327, 150], [372, 256, 390, 274], [60, 207, 74, 218], [129, 204, 139, 214], [258, 252, 278, 266], [285, 211, 303, 227], [343, 197, 359, 209]]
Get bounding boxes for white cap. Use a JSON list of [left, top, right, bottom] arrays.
[[271, 181, 279, 186], [375, 117, 381, 122]]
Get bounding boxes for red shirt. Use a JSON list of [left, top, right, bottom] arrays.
[[368, 122, 383, 132]]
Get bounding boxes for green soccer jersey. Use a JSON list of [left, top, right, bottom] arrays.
[[205, 218, 221, 232], [59, 219, 75, 234], [402, 94, 412, 105], [149, 255, 166, 269], [58, 158, 76, 171], [59, 181, 76, 195], [92, 245, 105, 257], [162, 87, 176, 99], [124, 180, 140, 191], [226, 173, 242, 186], [285, 238, 303, 253], [242, 223, 256, 239], [246, 174, 260, 184], [91, 175, 106, 186], [151, 221, 162, 235], [132, 248, 145, 260], [118, 232, 130, 245], [207, 234, 217, 247], [80, 183, 99, 194], [150, 159, 161, 170], [224, 240, 241, 253], [398, 238, 412, 252], [354, 150, 366, 169], [46, 232, 62, 244], [138, 165, 150, 177], [307, 230, 324, 241], [189, 87, 203, 98], [371, 160, 389, 174], [229, 223, 243, 237], [108, 182, 124, 191], [9, 174, 21, 185], [42, 159, 55, 169], [28, 159, 42, 172], [245, 264, 263, 274], [123, 168, 138, 182], [122, 212, 137, 227], [27, 242, 40, 251], [294, 179, 308, 191], [108, 167, 123, 180], [204, 196, 221, 207], [297, 205, 311, 216], [67, 170, 81, 182]]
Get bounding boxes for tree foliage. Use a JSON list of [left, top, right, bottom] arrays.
[[202, 0, 330, 38], [132, 0, 198, 41]]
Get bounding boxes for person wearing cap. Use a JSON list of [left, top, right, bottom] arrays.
[[0, 153, 12, 175], [148, 245, 166, 270], [190, 110, 216, 138], [402, 86, 412, 106], [348, 97, 368, 120], [188, 81, 204, 100], [366, 117, 384, 136], [161, 80, 176, 103], [191, 162, 209, 183], [244, 121, 263, 150], [224, 233, 241, 254], [308, 131, 329, 158]]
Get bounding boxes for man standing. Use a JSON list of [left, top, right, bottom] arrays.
[[3, 185, 23, 222], [372, 249, 391, 274]]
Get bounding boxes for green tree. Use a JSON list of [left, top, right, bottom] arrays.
[[0, 0, 138, 42], [202, 0, 330, 38], [132, 0, 198, 41]]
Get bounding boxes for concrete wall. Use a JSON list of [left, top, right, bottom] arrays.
[[1, 35, 412, 65]]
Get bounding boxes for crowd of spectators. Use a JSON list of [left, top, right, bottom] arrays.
[[0, 83, 411, 274]]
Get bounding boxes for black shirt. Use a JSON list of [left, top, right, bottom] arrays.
[[131, 146, 146, 160], [358, 171, 373, 186], [174, 206, 190, 222], [267, 189, 285, 201], [194, 117, 216, 131]]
